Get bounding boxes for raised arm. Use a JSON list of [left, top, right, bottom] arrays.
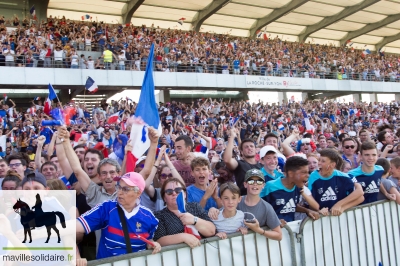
[[35, 135, 46, 171], [55, 132, 74, 179], [47, 131, 57, 158], [281, 129, 299, 157], [145, 146, 166, 198], [58, 126, 91, 192], [139, 127, 160, 180], [223, 128, 238, 170]]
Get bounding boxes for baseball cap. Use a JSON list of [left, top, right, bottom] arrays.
[[329, 137, 338, 143], [135, 156, 146, 166], [259, 145, 278, 159], [114, 172, 145, 191], [245, 169, 265, 182], [21, 171, 47, 188]]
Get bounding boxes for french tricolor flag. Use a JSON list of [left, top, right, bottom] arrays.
[[44, 84, 57, 115], [34, 97, 40, 101], [85, 77, 98, 93], [177, 191, 201, 239], [107, 111, 123, 124], [278, 122, 284, 131], [127, 44, 162, 172], [30, 5, 36, 20]]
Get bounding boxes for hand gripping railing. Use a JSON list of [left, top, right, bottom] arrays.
[[296, 200, 400, 266]]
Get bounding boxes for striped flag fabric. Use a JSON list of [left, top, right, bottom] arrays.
[[44, 84, 57, 115], [30, 5, 37, 20], [85, 77, 98, 93], [177, 191, 201, 239], [34, 97, 41, 101], [128, 43, 162, 171]]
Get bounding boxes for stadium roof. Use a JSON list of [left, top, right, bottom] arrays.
[[47, 0, 400, 53]]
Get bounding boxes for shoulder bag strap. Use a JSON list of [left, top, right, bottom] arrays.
[[117, 204, 133, 253]]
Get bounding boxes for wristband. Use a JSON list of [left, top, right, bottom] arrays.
[[260, 229, 265, 235], [170, 168, 176, 171]]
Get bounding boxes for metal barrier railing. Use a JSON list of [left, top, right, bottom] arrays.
[[297, 200, 400, 266], [86, 224, 296, 266], [0, 56, 398, 82], [84, 200, 399, 266]]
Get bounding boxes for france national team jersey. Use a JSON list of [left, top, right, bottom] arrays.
[[348, 165, 383, 204], [308, 169, 356, 209], [260, 178, 304, 222], [260, 167, 285, 183], [77, 200, 158, 259]]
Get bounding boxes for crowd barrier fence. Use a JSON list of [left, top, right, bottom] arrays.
[[0, 55, 398, 82], [86, 200, 399, 266]]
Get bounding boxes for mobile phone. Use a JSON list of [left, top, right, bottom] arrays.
[[245, 219, 256, 224]]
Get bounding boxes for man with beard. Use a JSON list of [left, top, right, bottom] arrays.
[[172, 135, 196, 187], [224, 128, 263, 195], [0, 159, 9, 188]]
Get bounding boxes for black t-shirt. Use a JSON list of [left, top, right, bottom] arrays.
[[233, 160, 263, 195]]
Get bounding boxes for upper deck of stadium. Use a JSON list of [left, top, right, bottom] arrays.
[[20, 0, 400, 53], [2, 0, 400, 105]]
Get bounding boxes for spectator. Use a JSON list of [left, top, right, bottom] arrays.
[[153, 178, 216, 247]]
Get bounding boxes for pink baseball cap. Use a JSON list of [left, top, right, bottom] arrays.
[[114, 172, 145, 191]]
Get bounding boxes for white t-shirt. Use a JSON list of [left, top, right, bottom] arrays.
[[4, 49, 15, 61], [87, 60, 95, 69]]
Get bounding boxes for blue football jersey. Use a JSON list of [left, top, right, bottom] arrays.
[[308, 169, 356, 209], [261, 167, 285, 183], [77, 200, 158, 259], [260, 178, 302, 222], [348, 165, 383, 204]]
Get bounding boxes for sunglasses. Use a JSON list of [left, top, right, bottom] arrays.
[[344, 145, 355, 149], [246, 179, 264, 185], [165, 187, 184, 195], [136, 164, 145, 168], [301, 143, 310, 146], [160, 173, 173, 179]]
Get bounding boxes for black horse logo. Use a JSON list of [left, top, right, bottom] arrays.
[[12, 194, 66, 243]]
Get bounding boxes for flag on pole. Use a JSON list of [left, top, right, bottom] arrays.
[[362, 49, 371, 57], [34, 97, 40, 101], [85, 77, 98, 93], [177, 191, 201, 239], [128, 43, 161, 171], [346, 40, 354, 46], [44, 84, 57, 115], [301, 108, 314, 134], [278, 122, 284, 131], [107, 111, 123, 124], [30, 5, 37, 20], [177, 17, 186, 25]]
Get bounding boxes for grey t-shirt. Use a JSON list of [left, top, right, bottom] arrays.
[[213, 209, 245, 234], [238, 196, 280, 230], [388, 176, 400, 192], [378, 178, 397, 200]]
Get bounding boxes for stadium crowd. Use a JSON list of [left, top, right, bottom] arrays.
[[0, 94, 398, 265], [0, 13, 400, 266], [1, 15, 400, 81]]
